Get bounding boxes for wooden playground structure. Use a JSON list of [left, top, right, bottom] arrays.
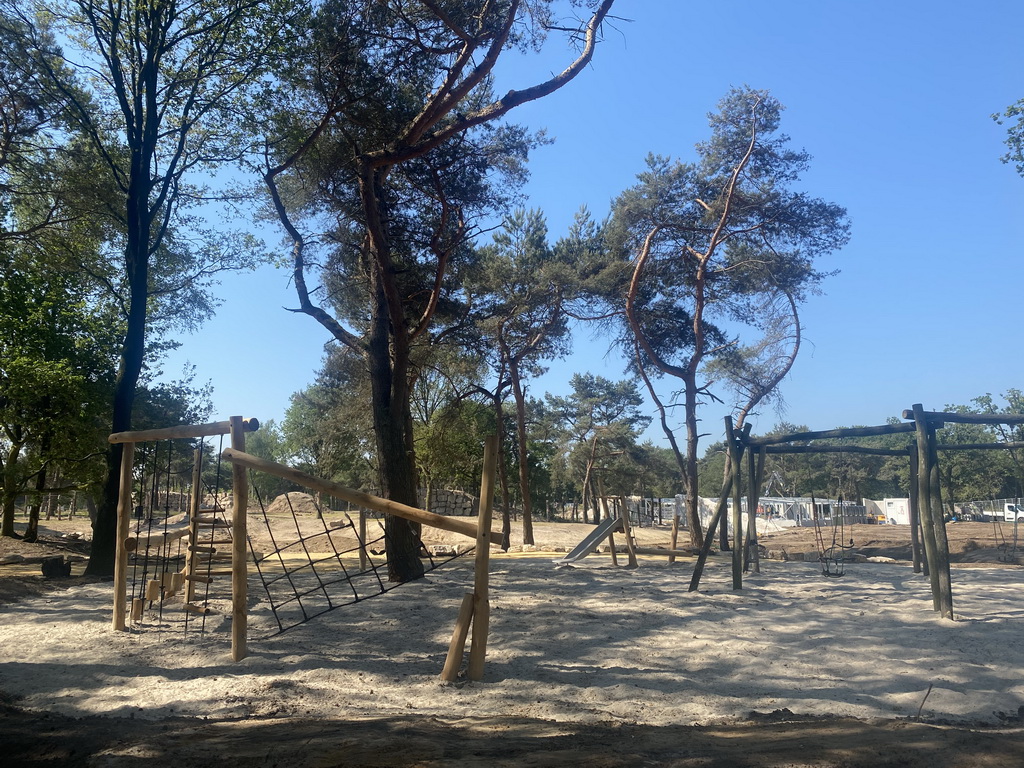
[[687, 404, 1024, 620], [108, 417, 500, 680]]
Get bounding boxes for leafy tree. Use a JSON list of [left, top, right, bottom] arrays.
[[547, 373, 649, 523], [6, 0, 291, 574], [282, 349, 377, 491], [471, 208, 574, 544], [0, 255, 118, 537], [262, 0, 616, 581], [607, 87, 850, 547]]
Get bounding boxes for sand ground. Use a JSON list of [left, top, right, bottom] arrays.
[[1, 514, 1023, 766]]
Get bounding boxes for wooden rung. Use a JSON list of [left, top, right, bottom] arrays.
[[202, 538, 234, 545], [195, 521, 232, 528], [196, 507, 224, 514], [183, 574, 213, 583], [188, 545, 217, 553], [183, 603, 213, 615]]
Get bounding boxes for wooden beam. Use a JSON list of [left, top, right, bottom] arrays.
[[109, 418, 259, 444], [902, 409, 1024, 426], [936, 442, 1024, 451], [221, 448, 502, 545], [763, 444, 907, 456], [747, 422, 916, 447]]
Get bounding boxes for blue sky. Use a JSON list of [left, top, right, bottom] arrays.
[[161, 1, 1024, 447]]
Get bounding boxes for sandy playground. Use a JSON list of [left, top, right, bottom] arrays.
[[1, 515, 1024, 766]]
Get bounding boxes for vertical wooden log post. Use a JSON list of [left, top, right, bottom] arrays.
[[618, 496, 639, 569], [112, 442, 136, 631], [229, 416, 249, 661], [745, 447, 765, 575], [908, 444, 923, 574], [727, 418, 744, 590], [184, 447, 203, 603], [467, 434, 498, 682], [912, 405, 945, 615], [668, 508, 681, 564], [597, 479, 618, 566], [358, 509, 369, 572], [924, 417, 954, 618]]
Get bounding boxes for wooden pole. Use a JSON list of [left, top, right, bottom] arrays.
[[745, 447, 765, 574], [912, 404, 942, 612], [689, 465, 735, 592], [618, 496, 639, 569], [468, 434, 498, 682], [908, 444, 923, 574], [185, 447, 203, 603], [112, 442, 136, 631], [229, 416, 248, 662], [728, 418, 744, 590], [440, 593, 475, 683], [358, 509, 369, 571], [221, 448, 502, 545], [597, 480, 618, 566], [925, 419, 954, 618], [109, 418, 259, 444], [668, 509, 681, 564]]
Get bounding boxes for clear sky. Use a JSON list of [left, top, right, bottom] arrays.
[[161, 0, 1024, 448]]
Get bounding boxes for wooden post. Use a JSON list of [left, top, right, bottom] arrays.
[[745, 447, 765, 574], [618, 496, 639, 569], [358, 509, 368, 571], [924, 415, 954, 618], [467, 434, 498, 682], [229, 416, 248, 661], [185, 447, 203, 603], [908, 444, 923, 574], [440, 593, 475, 682], [597, 480, 618, 566], [728, 417, 744, 590], [112, 442, 136, 631], [912, 404, 943, 613], [689, 471, 734, 592]]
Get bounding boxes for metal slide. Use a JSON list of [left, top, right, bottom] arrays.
[[554, 516, 624, 565]]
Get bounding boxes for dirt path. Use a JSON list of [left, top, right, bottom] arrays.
[[3, 705, 1023, 767]]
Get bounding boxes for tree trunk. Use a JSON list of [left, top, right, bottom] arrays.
[[87, 166, 151, 576], [1, 437, 23, 537], [367, 273, 424, 583], [682, 373, 707, 549], [509, 360, 535, 545], [493, 401, 512, 550], [23, 465, 46, 543]]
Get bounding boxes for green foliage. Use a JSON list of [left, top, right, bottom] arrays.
[[994, 98, 1024, 177]]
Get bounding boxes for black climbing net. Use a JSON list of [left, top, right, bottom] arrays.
[[125, 435, 232, 639], [246, 477, 473, 637]]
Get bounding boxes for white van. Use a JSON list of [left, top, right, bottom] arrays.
[[1004, 503, 1024, 523]]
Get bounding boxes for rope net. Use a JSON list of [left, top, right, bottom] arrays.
[[246, 479, 471, 637]]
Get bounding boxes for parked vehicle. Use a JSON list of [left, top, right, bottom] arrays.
[[1004, 503, 1024, 523]]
